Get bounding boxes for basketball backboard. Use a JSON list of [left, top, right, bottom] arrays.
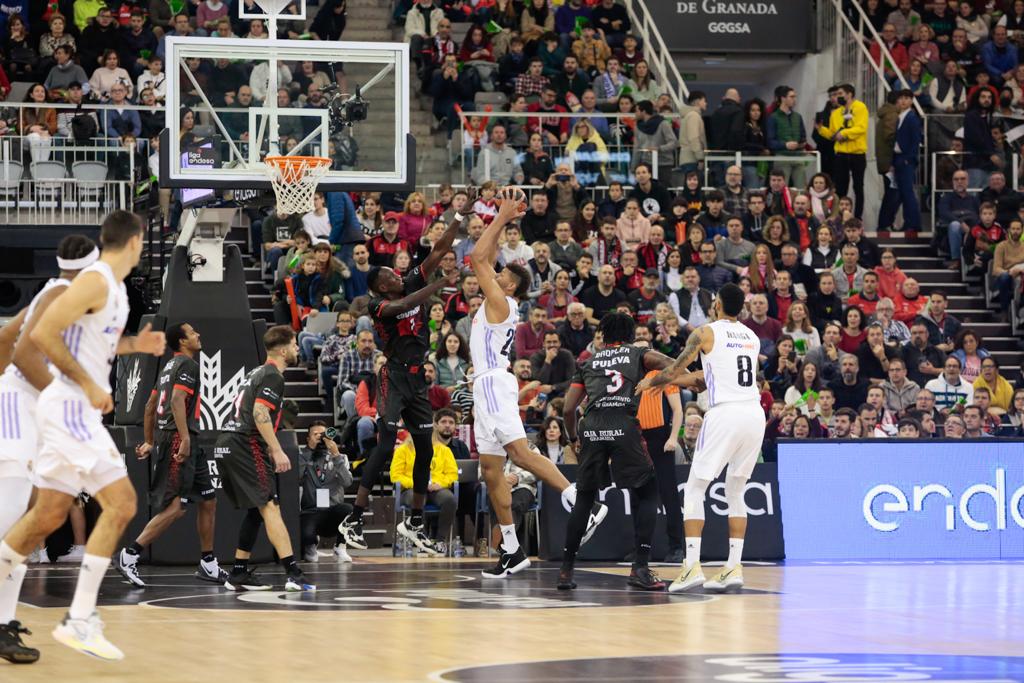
[[160, 35, 413, 192]]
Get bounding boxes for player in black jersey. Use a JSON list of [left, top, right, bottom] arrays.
[[218, 325, 314, 592], [339, 215, 462, 557], [559, 312, 698, 591], [115, 323, 227, 587]]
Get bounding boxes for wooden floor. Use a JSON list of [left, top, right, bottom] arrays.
[[7, 557, 1024, 682]]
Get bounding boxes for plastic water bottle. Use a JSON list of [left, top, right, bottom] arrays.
[[392, 537, 405, 557], [404, 539, 416, 558], [452, 537, 466, 558]]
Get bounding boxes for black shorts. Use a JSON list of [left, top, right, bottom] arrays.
[[378, 361, 434, 434], [576, 414, 653, 492], [150, 431, 216, 510], [215, 433, 279, 510]]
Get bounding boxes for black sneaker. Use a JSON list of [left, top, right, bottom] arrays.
[[480, 546, 530, 579], [627, 566, 667, 591], [396, 519, 444, 557], [556, 566, 577, 590], [224, 569, 271, 592], [663, 547, 685, 564], [338, 515, 368, 550], [0, 620, 40, 664]]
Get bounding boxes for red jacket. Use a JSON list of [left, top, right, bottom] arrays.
[[869, 40, 909, 74], [527, 102, 569, 139]]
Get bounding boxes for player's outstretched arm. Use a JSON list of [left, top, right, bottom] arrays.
[[117, 322, 166, 357], [377, 270, 456, 319], [30, 272, 110, 408], [472, 187, 527, 323], [420, 215, 463, 279], [0, 306, 28, 374], [635, 326, 713, 394], [562, 382, 585, 445]]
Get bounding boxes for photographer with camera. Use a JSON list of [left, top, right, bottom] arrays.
[[299, 421, 354, 562]]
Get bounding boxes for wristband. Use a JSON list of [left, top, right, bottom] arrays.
[[454, 212, 465, 222]]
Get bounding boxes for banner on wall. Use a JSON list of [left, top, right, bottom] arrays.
[[647, 1, 815, 53], [778, 439, 1024, 560], [539, 464, 784, 561]]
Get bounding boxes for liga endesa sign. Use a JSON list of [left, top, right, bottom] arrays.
[[648, 1, 815, 53], [778, 439, 1024, 560]]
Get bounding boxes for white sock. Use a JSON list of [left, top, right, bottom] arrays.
[[0, 564, 26, 623], [726, 538, 744, 569], [499, 524, 519, 554], [561, 483, 577, 508], [684, 537, 701, 568], [68, 554, 110, 620], [0, 541, 26, 584]]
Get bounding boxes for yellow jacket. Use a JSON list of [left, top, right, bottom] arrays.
[[974, 374, 1015, 412], [390, 440, 458, 490], [817, 100, 870, 155]]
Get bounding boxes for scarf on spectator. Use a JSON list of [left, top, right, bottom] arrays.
[[594, 236, 621, 267], [808, 187, 834, 223]]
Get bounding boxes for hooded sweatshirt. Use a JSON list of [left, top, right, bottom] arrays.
[[633, 114, 677, 170], [677, 103, 707, 165]]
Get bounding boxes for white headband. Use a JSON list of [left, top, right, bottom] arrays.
[[57, 246, 100, 271]]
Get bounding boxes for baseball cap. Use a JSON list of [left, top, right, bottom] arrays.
[[643, 267, 660, 277], [383, 211, 402, 222]]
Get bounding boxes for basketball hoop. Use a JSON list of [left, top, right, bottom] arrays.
[[263, 155, 332, 214]]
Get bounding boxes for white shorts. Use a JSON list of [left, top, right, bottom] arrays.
[[690, 400, 766, 482], [0, 476, 33, 538], [0, 379, 38, 481], [32, 381, 127, 497], [472, 370, 527, 457]]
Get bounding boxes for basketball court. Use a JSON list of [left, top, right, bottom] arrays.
[[11, 559, 1024, 681]]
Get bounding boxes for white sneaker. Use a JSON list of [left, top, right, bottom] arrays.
[[52, 612, 124, 661], [115, 549, 145, 587], [333, 545, 353, 562], [58, 545, 86, 564], [668, 562, 706, 594], [703, 564, 744, 592], [302, 545, 320, 562], [26, 547, 42, 564], [580, 502, 609, 547], [195, 558, 228, 584]]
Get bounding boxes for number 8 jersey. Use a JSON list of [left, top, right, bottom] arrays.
[[469, 295, 518, 376], [700, 319, 761, 408]]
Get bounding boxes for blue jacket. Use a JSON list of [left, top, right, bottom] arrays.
[[894, 110, 923, 162], [325, 191, 364, 246], [937, 190, 980, 227], [554, 4, 591, 35], [981, 40, 1019, 80], [101, 108, 141, 138]]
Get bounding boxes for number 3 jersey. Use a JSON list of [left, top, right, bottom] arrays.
[[470, 295, 518, 376], [573, 344, 648, 416], [700, 319, 761, 408], [152, 353, 200, 434]]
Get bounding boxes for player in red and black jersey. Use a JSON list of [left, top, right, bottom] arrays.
[[116, 323, 227, 587], [339, 213, 462, 556], [216, 325, 315, 592]]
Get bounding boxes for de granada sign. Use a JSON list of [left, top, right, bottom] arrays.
[[649, 1, 815, 54]]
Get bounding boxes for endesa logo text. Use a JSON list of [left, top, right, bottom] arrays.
[[863, 468, 1024, 532]]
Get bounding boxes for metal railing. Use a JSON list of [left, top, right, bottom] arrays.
[[702, 151, 821, 188], [0, 100, 163, 138], [622, 0, 688, 112], [929, 150, 1020, 230]]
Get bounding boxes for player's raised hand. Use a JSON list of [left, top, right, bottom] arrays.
[[135, 323, 167, 356], [496, 187, 527, 221]]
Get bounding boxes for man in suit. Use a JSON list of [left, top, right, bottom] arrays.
[[877, 90, 922, 233]]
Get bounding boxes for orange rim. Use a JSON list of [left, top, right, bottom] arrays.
[[265, 155, 332, 183]]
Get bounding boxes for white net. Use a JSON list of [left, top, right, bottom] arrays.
[[263, 156, 332, 215]]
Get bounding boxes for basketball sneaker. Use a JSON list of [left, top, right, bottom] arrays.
[[396, 520, 444, 557], [556, 566, 577, 590], [703, 565, 744, 593], [195, 558, 229, 584], [579, 502, 609, 546], [284, 572, 316, 592], [51, 612, 124, 661], [668, 562, 706, 594], [302, 544, 320, 563], [224, 569, 271, 592], [333, 545, 353, 563], [0, 620, 39, 664], [338, 515, 368, 550], [627, 566, 666, 591], [480, 546, 530, 579], [115, 549, 145, 588], [58, 545, 86, 564]]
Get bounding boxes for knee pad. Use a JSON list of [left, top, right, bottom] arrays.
[[682, 477, 711, 521], [725, 476, 748, 519]]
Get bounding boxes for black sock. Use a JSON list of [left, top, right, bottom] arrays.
[[280, 555, 301, 576], [350, 505, 365, 522], [232, 558, 248, 574], [127, 542, 143, 555], [201, 551, 215, 563], [410, 510, 424, 528], [634, 543, 652, 568]]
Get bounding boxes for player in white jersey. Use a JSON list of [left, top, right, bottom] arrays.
[[469, 188, 607, 580], [0, 211, 166, 662], [636, 283, 766, 595], [0, 235, 99, 663]]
